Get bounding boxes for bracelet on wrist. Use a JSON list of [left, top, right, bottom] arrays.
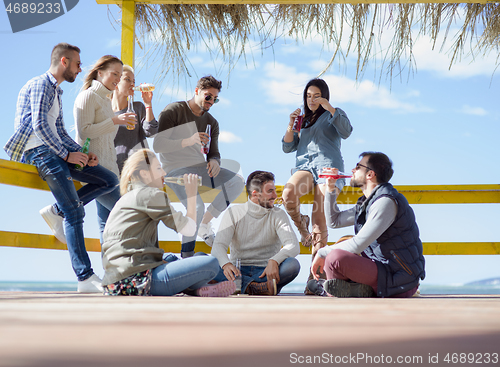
[[286, 125, 293, 133], [146, 106, 152, 109]]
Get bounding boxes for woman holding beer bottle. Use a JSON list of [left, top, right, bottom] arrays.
[[74, 55, 136, 242], [281, 78, 353, 292], [112, 65, 159, 173], [101, 149, 236, 297]]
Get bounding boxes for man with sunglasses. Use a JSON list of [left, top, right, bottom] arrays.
[[309, 152, 425, 298], [153, 75, 245, 258]]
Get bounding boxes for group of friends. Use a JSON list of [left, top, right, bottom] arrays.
[[4, 42, 426, 298]]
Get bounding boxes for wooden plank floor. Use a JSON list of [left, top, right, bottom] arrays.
[[0, 292, 499, 367]]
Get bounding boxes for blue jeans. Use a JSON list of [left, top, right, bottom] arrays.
[[25, 145, 119, 281], [166, 163, 245, 257], [213, 257, 301, 294], [96, 186, 121, 243], [150, 253, 220, 296]]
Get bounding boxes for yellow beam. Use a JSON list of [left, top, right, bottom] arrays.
[[2, 158, 499, 204], [121, 0, 136, 67], [1, 231, 499, 255], [0, 158, 247, 202], [0, 159, 83, 191]]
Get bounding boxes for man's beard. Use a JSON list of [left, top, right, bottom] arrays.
[[258, 198, 274, 209], [63, 68, 77, 83], [350, 176, 364, 188]]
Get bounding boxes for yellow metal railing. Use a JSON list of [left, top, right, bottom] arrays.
[[1, 158, 499, 255]]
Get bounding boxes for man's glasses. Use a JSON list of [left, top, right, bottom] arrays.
[[65, 57, 82, 69], [204, 94, 219, 104], [355, 163, 373, 171]]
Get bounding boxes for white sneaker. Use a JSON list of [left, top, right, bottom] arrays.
[[77, 274, 103, 293], [40, 204, 66, 244], [198, 222, 215, 247]]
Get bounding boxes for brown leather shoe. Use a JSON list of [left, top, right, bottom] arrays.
[[246, 279, 277, 296]]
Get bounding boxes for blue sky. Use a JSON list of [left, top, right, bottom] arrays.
[[0, 2, 499, 287]]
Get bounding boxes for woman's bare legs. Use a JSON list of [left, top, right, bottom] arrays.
[[282, 171, 314, 244], [305, 184, 330, 284]]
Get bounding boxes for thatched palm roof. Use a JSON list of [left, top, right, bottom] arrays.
[[128, 3, 499, 81]]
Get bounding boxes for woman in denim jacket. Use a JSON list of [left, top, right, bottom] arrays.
[[282, 78, 353, 290]]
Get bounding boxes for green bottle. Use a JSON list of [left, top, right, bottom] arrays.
[[75, 138, 90, 171]]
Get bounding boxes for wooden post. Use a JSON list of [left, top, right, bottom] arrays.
[[120, 0, 136, 68]]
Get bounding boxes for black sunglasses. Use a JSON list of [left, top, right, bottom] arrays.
[[204, 94, 219, 104], [355, 163, 373, 171]]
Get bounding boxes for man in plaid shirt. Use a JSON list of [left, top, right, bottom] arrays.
[[4, 43, 119, 293]]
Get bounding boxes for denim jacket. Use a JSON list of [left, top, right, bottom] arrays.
[[282, 108, 352, 180]]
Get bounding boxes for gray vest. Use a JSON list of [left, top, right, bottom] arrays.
[[355, 183, 425, 297]]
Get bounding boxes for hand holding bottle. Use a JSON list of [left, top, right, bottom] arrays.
[[289, 108, 301, 126], [183, 173, 199, 198], [112, 112, 136, 127], [74, 137, 91, 171], [320, 168, 350, 193], [201, 125, 211, 154], [66, 151, 89, 167]]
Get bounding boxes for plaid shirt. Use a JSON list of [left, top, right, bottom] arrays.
[[4, 71, 81, 162]]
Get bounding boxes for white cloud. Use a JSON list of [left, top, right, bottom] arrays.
[[219, 131, 242, 143], [411, 34, 499, 79], [261, 63, 432, 113], [161, 85, 190, 100], [458, 105, 488, 116], [261, 62, 313, 106]]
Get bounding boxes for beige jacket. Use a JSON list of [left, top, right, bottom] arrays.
[[74, 80, 119, 177]]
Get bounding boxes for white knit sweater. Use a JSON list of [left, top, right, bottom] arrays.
[[74, 80, 119, 177], [211, 199, 300, 268]]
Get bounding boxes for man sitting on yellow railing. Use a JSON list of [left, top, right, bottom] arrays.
[[3, 43, 119, 293]]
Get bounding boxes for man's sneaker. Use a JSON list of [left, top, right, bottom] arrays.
[[246, 279, 277, 296], [40, 204, 66, 244], [77, 274, 103, 293], [306, 279, 328, 297], [195, 280, 236, 297], [198, 223, 215, 247], [324, 279, 375, 298]]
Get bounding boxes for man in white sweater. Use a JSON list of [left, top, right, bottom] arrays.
[[211, 171, 300, 295]]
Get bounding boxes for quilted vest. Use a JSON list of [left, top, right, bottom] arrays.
[[355, 183, 425, 297]]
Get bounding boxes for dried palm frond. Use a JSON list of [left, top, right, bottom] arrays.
[[117, 3, 499, 83]]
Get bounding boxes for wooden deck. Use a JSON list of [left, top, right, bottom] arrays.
[[0, 292, 499, 367]]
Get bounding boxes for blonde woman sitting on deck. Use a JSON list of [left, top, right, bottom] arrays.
[[101, 149, 235, 297]]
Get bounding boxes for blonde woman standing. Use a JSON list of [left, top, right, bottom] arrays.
[[74, 55, 136, 241], [111, 65, 158, 173]]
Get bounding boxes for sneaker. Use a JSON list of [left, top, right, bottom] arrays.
[[324, 279, 375, 298], [40, 204, 66, 244], [246, 279, 277, 296], [306, 279, 328, 297], [195, 280, 236, 297], [198, 223, 215, 247], [77, 274, 103, 293]]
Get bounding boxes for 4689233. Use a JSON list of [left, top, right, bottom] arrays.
[[5, 2, 62, 14], [444, 352, 498, 364]]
